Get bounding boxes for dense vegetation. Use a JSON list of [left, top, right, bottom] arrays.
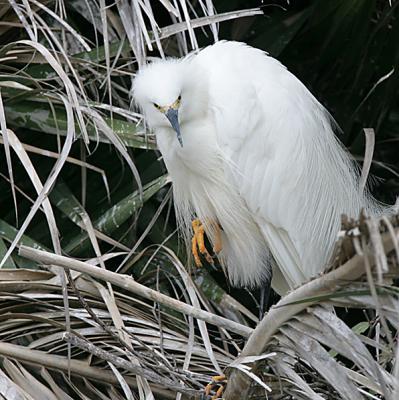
[[0, 1, 398, 399]]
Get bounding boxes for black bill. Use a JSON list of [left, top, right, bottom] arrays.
[[165, 108, 183, 147]]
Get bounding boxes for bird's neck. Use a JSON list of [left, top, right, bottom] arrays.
[[156, 119, 220, 174]]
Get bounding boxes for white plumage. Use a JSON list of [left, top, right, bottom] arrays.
[[133, 41, 387, 295]]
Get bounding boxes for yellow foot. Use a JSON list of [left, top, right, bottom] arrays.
[[205, 375, 227, 399], [192, 219, 213, 267], [191, 219, 223, 267]]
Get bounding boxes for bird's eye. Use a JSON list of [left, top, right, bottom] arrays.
[[174, 95, 181, 107], [153, 102, 161, 110]]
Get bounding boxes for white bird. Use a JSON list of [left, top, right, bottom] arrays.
[[133, 41, 387, 296]]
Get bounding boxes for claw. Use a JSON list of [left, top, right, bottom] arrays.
[[191, 219, 215, 266], [212, 385, 224, 400], [204, 375, 227, 399], [205, 383, 212, 396]]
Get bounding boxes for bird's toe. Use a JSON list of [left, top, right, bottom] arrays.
[[204, 375, 227, 399]]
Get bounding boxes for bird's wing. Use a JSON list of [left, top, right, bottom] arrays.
[[193, 41, 344, 291]]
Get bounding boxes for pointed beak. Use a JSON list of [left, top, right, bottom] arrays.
[[165, 108, 183, 147]]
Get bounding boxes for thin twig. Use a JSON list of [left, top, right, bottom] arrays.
[[66, 269, 207, 387], [0, 341, 176, 399], [62, 332, 200, 397]]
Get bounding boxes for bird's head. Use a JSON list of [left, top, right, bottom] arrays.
[[133, 58, 206, 147]]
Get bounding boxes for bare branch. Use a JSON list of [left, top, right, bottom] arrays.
[[62, 332, 199, 396], [18, 245, 253, 338]]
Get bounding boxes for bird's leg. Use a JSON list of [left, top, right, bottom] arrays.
[[259, 272, 273, 320], [204, 375, 227, 399], [191, 219, 223, 267], [212, 222, 222, 254]]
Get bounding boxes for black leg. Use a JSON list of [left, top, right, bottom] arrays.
[[259, 272, 272, 320]]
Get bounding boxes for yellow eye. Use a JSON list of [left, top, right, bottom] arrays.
[[172, 95, 181, 109]]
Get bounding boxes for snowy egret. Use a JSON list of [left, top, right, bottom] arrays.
[[133, 41, 387, 296]]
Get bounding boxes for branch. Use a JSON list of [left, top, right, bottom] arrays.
[[63, 332, 199, 396], [0, 341, 176, 399], [18, 246, 252, 338]]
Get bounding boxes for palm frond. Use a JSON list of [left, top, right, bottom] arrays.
[[224, 214, 399, 399]]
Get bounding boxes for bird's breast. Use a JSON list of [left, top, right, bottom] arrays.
[[156, 120, 220, 177]]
